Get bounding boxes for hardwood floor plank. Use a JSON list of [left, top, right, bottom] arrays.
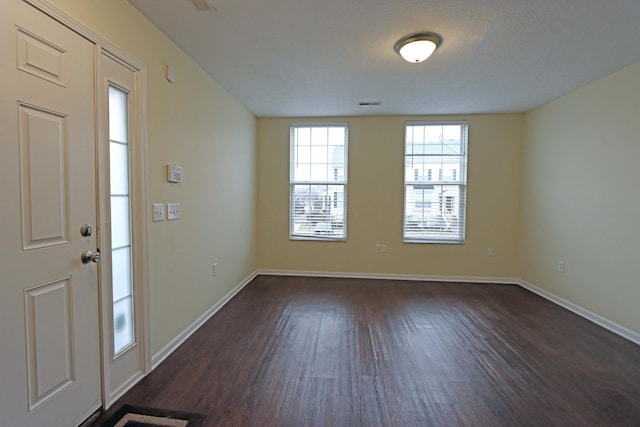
[[90, 276, 640, 426]]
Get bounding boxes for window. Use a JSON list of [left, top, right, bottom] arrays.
[[290, 123, 348, 240], [108, 85, 135, 354], [404, 121, 467, 243]]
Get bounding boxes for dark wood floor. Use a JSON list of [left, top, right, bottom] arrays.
[[90, 275, 640, 426]]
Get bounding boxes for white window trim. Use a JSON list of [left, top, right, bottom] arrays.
[[403, 120, 468, 244], [289, 122, 348, 241]]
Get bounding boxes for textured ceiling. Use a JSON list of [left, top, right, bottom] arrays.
[[128, 0, 640, 118]]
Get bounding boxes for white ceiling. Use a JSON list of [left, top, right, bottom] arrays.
[[128, 0, 640, 118]]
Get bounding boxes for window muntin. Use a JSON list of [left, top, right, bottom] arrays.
[[290, 124, 348, 240], [404, 121, 467, 243]]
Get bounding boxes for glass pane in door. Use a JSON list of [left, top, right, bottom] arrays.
[[108, 85, 134, 355]]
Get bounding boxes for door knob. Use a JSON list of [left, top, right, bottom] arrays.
[[81, 249, 101, 264]]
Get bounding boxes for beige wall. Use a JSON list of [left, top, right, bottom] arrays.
[[521, 61, 640, 334], [48, 0, 257, 354], [257, 115, 523, 278]]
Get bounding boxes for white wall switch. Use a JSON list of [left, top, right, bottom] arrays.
[[558, 260, 565, 273], [153, 203, 164, 221], [167, 203, 181, 220]]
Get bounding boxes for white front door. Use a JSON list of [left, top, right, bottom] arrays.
[[0, 2, 102, 426]]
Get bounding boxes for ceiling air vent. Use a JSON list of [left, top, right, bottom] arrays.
[[189, 0, 214, 12]]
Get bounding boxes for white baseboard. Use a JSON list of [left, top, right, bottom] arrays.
[[517, 279, 640, 346], [151, 271, 258, 369], [256, 268, 519, 285]]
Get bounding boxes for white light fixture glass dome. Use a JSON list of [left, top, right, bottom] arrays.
[[395, 33, 442, 63]]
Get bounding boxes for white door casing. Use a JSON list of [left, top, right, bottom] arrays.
[[0, 1, 101, 426]]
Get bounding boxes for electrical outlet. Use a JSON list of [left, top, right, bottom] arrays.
[[487, 247, 493, 256], [558, 260, 565, 273], [167, 203, 181, 220], [375, 244, 387, 254]]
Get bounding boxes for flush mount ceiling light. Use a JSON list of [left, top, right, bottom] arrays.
[[394, 32, 442, 63]]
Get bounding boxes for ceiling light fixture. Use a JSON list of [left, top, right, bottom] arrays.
[[394, 32, 442, 63]]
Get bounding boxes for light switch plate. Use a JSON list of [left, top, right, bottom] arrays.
[[167, 203, 181, 220], [153, 203, 164, 221]]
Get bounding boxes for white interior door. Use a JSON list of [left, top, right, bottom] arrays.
[[0, 2, 102, 426]]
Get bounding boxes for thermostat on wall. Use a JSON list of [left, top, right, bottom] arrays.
[[167, 164, 183, 183]]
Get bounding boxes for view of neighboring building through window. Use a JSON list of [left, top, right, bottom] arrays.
[[290, 123, 347, 240], [404, 121, 468, 243]]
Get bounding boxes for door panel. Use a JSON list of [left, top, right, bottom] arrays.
[[17, 26, 67, 86], [18, 103, 70, 249], [0, 2, 101, 426], [24, 278, 74, 411]]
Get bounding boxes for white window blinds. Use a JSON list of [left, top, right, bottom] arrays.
[[403, 121, 468, 243], [290, 124, 348, 240]]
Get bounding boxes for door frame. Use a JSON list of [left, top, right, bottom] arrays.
[[24, 0, 151, 410]]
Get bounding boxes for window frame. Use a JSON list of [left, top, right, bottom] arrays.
[[289, 122, 348, 241], [403, 120, 468, 244]]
